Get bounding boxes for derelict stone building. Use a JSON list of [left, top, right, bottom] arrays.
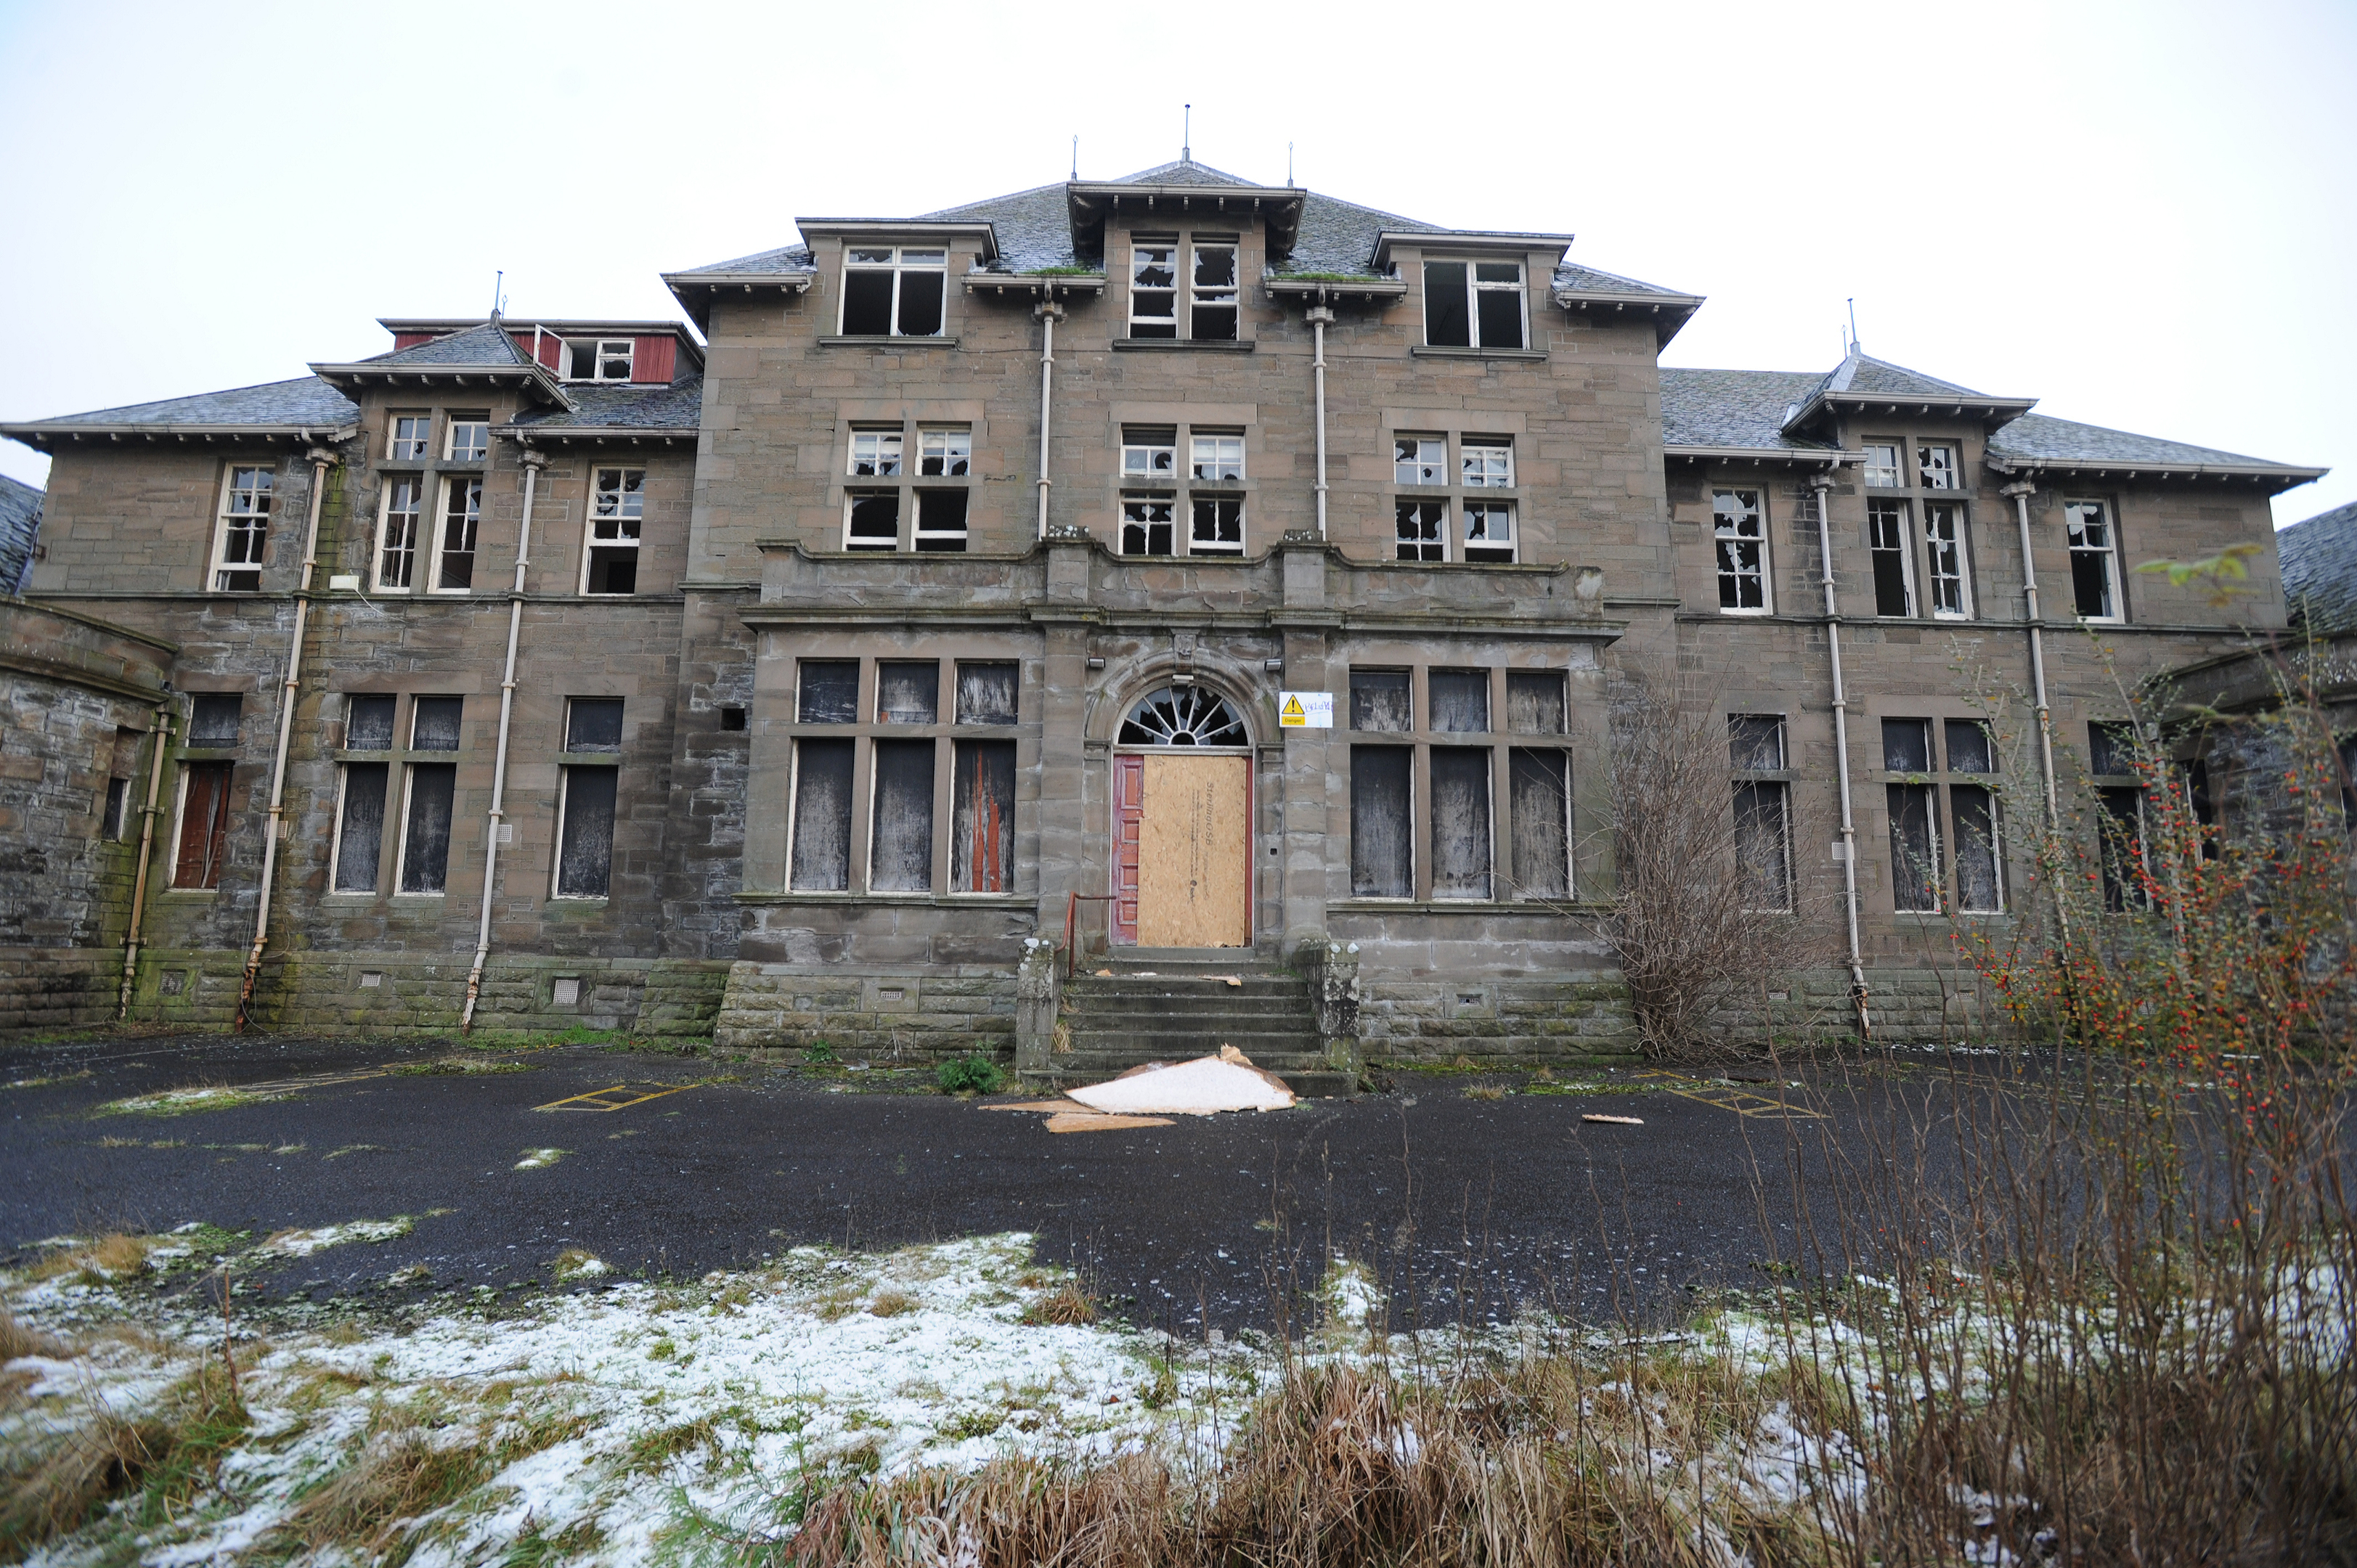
[[0, 158, 2330, 1074]]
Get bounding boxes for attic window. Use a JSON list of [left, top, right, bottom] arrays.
[[1423, 260, 1526, 351], [841, 247, 947, 337], [566, 338, 635, 382]]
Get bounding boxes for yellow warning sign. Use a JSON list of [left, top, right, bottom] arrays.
[[1277, 690, 1332, 728], [1281, 694, 1305, 723]]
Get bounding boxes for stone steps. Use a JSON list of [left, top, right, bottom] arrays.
[[1035, 950, 1351, 1098]]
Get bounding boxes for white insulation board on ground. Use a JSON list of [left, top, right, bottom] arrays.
[[1064, 1052, 1297, 1115]]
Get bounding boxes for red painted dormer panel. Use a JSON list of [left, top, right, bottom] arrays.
[[391, 332, 436, 351], [509, 332, 563, 370], [634, 335, 677, 384]]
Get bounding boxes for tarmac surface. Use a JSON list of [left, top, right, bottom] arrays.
[[0, 1032, 1954, 1334]]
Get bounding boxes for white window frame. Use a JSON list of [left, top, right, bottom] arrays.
[[1424, 259, 1529, 349], [1395, 499, 1448, 562], [917, 427, 971, 476], [843, 490, 901, 552], [1395, 435, 1446, 486], [1868, 497, 1917, 618], [1128, 240, 1179, 338], [327, 763, 361, 894], [1916, 442, 1959, 491], [1863, 441, 1902, 488], [849, 428, 904, 477], [582, 467, 645, 595], [431, 475, 483, 593], [1460, 439, 1514, 489], [2065, 498, 2125, 622], [1924, 502, 1971, 618], [1189, 239, 1239, 340], [374, 475, 426, 592], [388, 413, 432, 462], [840, 246, 948, 338], [1119, 492, 1177, 556], [913, 489, 969, 552], [1713, 488, 1771, 613], [209, 463, 274, 592], [1120, 432, 1177, 481], [444, 416, 490, 462], [1186, 494, 1244, 556], [567, 338, 634, 383], [1189, 433, 1244, 481], [1462, 501, 1515, 563]]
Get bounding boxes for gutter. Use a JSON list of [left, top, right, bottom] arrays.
[[461, 448, 545, 1033]]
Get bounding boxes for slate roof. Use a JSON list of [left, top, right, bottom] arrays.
[[358, 320, 532, 367], [1, 375, 357, 431], [917, 181, 1076, 272], [1109, 158, 1263, 188], [0, 474, 40, 595], [1986, 412, 2291, 471], [669, 243, 816, 277], [2277, 499, 2357, 636], [1660, 368, 1840, 452], [509, 375, 703, 432], [1554, 262, 1692, 298]]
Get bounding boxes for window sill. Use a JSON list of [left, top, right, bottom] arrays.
[[736, 891, 1032, 908], [1410, 345, 1547, 362], [1111, 338, 1255, 352], [819, 335, 961, 348], [160, 887, 219, 899], [1327, 898, 1601, 915]]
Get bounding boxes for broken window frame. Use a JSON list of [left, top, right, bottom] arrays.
[[1189, 433, 1245, 482], [1189, 239, 1239, 342], [1122, 426, 1178, 481], [1422, 259, 1528, 350], [839, 245, 948, 338], [1128, 238, 1179, 338], [388, 413, 433, 462], [2065, 498, 2123, 621], [171, 759, 235, 890], [1394, 435, 1446, 486], [843, 489, 901, 552], [1916, 442, 1959, 491], [1120, 492, 1177, 556], [1188, 495, 1245, 556], [917, 427, 971, 476], [563, 338, 635, 383], [849, 428, 904, 478], [1868, 498, 1917, 618], [209, 463, 274, 592], [433, 475, 482, 592], [1924, 502, 1970, 618], [582, 467, 644, 595], [1396, 499, 1447, 563], [1460, 438, 1514, 489], [552, 763, 619, 899], [1713, 489, 1770, 613], [1461, 501, 1515, 563], [913, 489, 969, 552], [444, 415, 490, 462], [1863, 441, 1902, 489], [375, 476, 425, 592]]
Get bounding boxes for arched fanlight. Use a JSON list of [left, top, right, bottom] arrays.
[[1118, 686, 1247, 747]]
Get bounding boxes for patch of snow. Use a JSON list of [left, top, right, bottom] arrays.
[[514, 1147, 569, 1169], [255, 1215, 415, 1257]]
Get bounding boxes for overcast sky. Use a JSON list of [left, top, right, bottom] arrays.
[[3, 0, 2351, 528]]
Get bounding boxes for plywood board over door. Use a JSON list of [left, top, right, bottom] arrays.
[[1136, 754, 1251, 947]]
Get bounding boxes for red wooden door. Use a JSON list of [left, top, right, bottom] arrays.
[[1112, 754, 1143, 944]]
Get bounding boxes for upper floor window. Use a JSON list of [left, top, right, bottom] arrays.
[[840, 422, 975, 554], [850, 428, 903, 476], [1422, 260, 1526, 351], [585, 467, 643, 595], [1869, 499, 1916, 617], [840, 246, 946, 337], [1713, 488, 1770, 613], [1462, 502, 1515, 565], [1191, 240, 1239, 341], [389, 414, 432, 462], [1924, 502, 1969, 618], [435, 477, 481, 591], [1918, 443, 1959, 489], [919, 428, 971, 476], [565, 338, 635, 382], [375, 477, 425, 592], [1396, 436, 1446, 485], [445, 415, 490, 462], [1863, 443, 1902, 488], [1190, 433, 1243, 481], [211, 465, 273, 592], [1129, 240, 1178, 338], [1461, 438, 1514, 488], [2065, 499, 2122, 621], [1123, 426, 1177, 480]]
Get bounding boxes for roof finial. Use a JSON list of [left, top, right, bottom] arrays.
[[1182, 103, 1190, 164], [1287, 140, 1294, 185], [1847, 296, 1860, 355], [490, 269, 505, 322], [1071, 134, 1078, 179]]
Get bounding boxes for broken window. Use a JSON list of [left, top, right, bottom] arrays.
[[850, 428, 903, 477], [918, 428, 970, 476], [585, 467, 643, 595], [1924, 502, 1968, 617], [955, 662, 1019, 726], [444, 415, 490, 462], [1509, 748, 1571, 899], [1191, 241, 1239, 340], [398, 762, 456, 894], [1733, 783, 1793, 912], [173, 761, 235, 889], [1395, 436, 1446, 485], [1869, 499, 1915, 616], [1461, 438, 1513, 488], [841, 246, 946, 337], [1350, 746, 1412, 897], [1396, 499, 1446, 562], [435, 475, 481, 590], [789, 738, 855, 890], [1189, 497, 1244, 555], [1122, 427, 1177, 480], [1128, 240, 1178, 337], [1429, 669, 1490, 733], [2066, 499, 2121, 620], [388, 414, 432, 462], [346, 694, 395, 751], [554, 766, 617, 898], [1953, 786, 2002, 912], [377, 478, 424, 590], [1945, 719, 1995, 775], [1917, 443, 1958, 490], [1423, 260, 1526, 349], [1507, 671, 1566, 735], [1430, 747, 1494, 899], [1887, 781, 1942, 911], [1883, 717, 1933, 775], [868, 739, 935, 892], [1190, 433, 1244, 481], [2097, 786, 2146, 910], [1714, 489, 1768, 611], [412, 696, 464, 752], [1121, 494, 1176, 556], [798, 661, 859, 724], [952, 738, 1016, 893], [1350, 669, 1412, 733], [188, 693, 244, 748], [565, 338, 635, 382], [566, 698, 623, 753], [211, 465, 272, 591], [876, 662, 939, 724], [333, 762, 388, 893], [844, 491, 900, 551], [103, 755, 132, 840], [1863, 442, 1901, 488], [1118, 687, 1246, 746], [915, 491, 969, 552], [1462, 501, 1515, 563], [1730, 714, 1786, 772], [2088, 721, 2138, 778]]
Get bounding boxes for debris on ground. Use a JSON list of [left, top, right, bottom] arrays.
[[1064, 1048, 1295, 1116], [1582, 1114, 1645, 1126], [1044, 1111, 1176, 1133]]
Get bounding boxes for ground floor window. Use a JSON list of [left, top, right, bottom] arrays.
[[398, 763, 457, 894], [1508, 748, 1571, 899], [952, 740, 1016, 893], [555, 766, 618, 898], [333, 762, 388, 892], [1733, 781, 1793, 912], [173, 761, 234, 889], [1429, 747, 1494, 899], [869, 740, 936, 892], [1351, 746, 1413, 897], [789, 738, 856, 891]]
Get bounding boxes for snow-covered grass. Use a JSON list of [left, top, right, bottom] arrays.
[[93, 1085, 280, 1118], [254, 1217, 416, 1258], [513, 1148, 569, 1170]]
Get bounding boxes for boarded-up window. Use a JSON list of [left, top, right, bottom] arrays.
[[566, 698, 624, 752], [346, 694, 396, 750], [173, 761, 234, 888], [412, 696, 463, 751], [1734, 783, 1792, 911], [333, 763, 388, 892], [1430, 670, 1489, 734], [789, 738, 855, 891], [399, 763, 457, 894], [799, 661, 859, 724], [1351, 747, 1412, 897], [1506, 671, 1566, 735], [1430, 747, 1493, 899], [869, 740, 935, 892], [1953, 786, 2002, 912], [1350, 670, 1410, 732], [1730, 715, 1786, 772], [555, 767, 618, 898], [1887, 783, 1941, 911], [188, 694, 243, 748], [876, 662, 939, 724], [952, 739, 1016, 893], [1882, 717, 1932, 775], [1509, 748, 1571, 899], [956, 663, 1019, 727]]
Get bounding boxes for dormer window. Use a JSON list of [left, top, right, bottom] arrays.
[[1423, 260, 1526, 351], [1191, 240, 1239, 341], [841, 246, 947, 337], [1128, 236, 1239, 341], [566, 338, 635, 382]]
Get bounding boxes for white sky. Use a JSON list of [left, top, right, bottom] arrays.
[[3, 0, 2351, 529]]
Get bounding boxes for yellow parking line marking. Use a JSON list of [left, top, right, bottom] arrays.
[[533, 1084, 689, 1114], [1634, 1072, 1825, 1119]]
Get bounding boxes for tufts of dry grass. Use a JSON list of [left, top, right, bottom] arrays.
[[0, 1307, 68, 1364], [1019, 1283, 1100, 1327], [23, 1233, 152, 1285], [866, 1289, 919, 1319], [0, 1356, 247, 1554]]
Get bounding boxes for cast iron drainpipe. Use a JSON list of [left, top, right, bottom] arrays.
[[1033, 298, 1063, 540], [115, 701, 176, 1019], [2001, 480, 2062, 830], [234, 444, 338, 1032], [1308, 299, 1334, 538], [462, 446, 545, 1033], [1808, 470, 1872, 1040]]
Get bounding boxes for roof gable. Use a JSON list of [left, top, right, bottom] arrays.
[[2273, 499, 2357, 635]]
